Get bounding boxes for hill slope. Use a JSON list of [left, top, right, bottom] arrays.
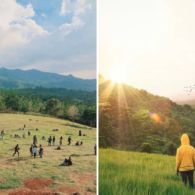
[[0, 113, 96, 194], [0, 68, 96, 91], [99, 78, 195, 154]]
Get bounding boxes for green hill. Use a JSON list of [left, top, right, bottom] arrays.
[[0, 113, 96, 194], [99, 78, 195, 154], [100, 149, 194, 195]]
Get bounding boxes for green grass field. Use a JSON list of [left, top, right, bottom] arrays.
[[0, 113, 96, 195], [100, 149, 195, 195]]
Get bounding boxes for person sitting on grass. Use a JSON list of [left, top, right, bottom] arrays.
[[60, 156, 72, 166], [13, 144, 20, 157], [39, 144, 43, 158], [75, 141, 79, 146], [176, 133, 195, 188], [32, 145, 37, 158], [56, 146, 61, 150]]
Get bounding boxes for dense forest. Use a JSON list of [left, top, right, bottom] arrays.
[[99, 78, 195, 155], [0, 88, 96, 127]]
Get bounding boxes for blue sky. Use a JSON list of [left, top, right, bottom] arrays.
[[17, 0, 73, 32], [0, 0, 96, 79]]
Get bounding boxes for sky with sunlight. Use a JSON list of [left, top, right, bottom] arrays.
[[0, 0, 96, 79], [100, 0, 195, 101]]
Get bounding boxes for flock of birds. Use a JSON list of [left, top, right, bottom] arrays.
[[184, 84, 195, 95]]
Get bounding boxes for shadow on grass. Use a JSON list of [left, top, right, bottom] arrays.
[[63, 123, 87, 129], [7, 156, 31, 162], [70, 154, 95, 157]]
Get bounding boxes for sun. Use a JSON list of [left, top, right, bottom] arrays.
[[107, 66, 127, 84]]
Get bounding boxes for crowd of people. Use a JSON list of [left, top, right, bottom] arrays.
[[5, 125, 96, 167]]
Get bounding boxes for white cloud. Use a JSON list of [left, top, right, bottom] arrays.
[[41, 13, 47, 18], [60, 0, 68, 16], [59, 16, 84, 35], [0, 0, 96, 79], [0, 0, 48, 50], [74, 0, 92, 16], [59, 0, 91, 35]]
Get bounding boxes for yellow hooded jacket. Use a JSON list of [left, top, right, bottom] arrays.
[[176, 134, 195, 172]]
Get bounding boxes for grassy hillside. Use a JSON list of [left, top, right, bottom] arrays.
[[0, 113, 96, 195], [99, 78, 195, 154], [100, 149, 194, 195]]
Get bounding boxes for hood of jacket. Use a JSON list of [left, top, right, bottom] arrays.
[[181, 134, 190, 145]]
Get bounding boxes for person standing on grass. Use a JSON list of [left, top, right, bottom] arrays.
[[48, 136, 52, 146], [176, 133, 195, 188], [32, 145, 37, 158], [68, 136, 71, 145], [33, 135, 37, 145], [59, 136, 63, 146], [53, 136, 55, 146], [94, 144, 96, 155], [13, 144, 20, 157], [30, 144, 33, 156], [1, 130, 5, 140], [39, 144, 43, 158]]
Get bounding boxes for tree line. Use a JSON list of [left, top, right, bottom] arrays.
[[99, 79, 195, 155], [0, 88, 96, 127]]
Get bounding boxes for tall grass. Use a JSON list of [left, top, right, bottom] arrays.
[[100, 149, 195, 195]]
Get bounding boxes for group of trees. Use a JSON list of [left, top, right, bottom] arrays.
[[99, 79, 195, 155], [0, 88, 96, 127]]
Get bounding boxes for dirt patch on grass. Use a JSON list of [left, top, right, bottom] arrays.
[[71, 173, 95, 186], [0, 178, 6, 183], [24, 179, 53, 190], [0, 179, 55, 195], [58, 185, 83, 194], [8, 188, 58, 195], [67, 173, 96, 194]]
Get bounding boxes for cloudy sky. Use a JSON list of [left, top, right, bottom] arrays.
[[100, 0, 195, 101], [0, 0, 96, 79]]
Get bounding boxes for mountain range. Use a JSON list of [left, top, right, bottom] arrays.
[[0, 68, 96, 91]]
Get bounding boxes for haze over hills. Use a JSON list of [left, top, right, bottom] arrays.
[[99, 77, 195, 154], [0, 68, 96, 91], [176, 98, 195, 106]]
